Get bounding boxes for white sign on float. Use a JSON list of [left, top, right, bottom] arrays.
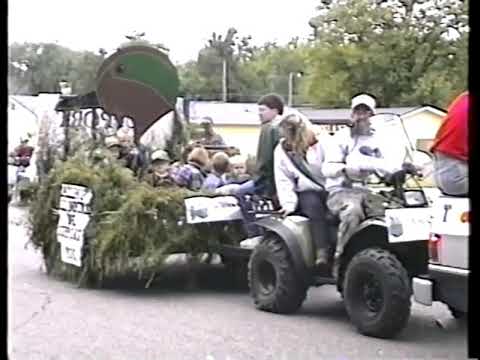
[[184, 195, 243, 224], [59, 242, 84, 267], [56, 184, 93, 267]]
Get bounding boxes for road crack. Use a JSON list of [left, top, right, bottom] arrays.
[[13, 291, 52, 332]]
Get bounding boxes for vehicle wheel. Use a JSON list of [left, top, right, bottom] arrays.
[[248, 234, 307, 314], [343, 248, 411, 339], [449, 306, 467, 320]]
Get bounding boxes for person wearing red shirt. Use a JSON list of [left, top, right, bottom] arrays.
[[12, 138, 34, 167], [431, 91, 469, 196]]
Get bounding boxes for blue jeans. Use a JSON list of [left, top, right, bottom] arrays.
[[433, 152, 468, 196], [233, 180, 264, 237], [297, 190, 333, 262], [234, 180, 257, 196]]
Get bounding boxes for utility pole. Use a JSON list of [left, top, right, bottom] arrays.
[[288, 72, 294, 107], [288, 72, 303, 107], [222, 58, 228, 102]]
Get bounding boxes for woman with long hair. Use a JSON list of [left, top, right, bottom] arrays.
[[274, 114, 332, 271]]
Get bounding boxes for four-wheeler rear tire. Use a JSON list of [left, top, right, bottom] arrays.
[[343, 248, 411, 339], [248, 234, 307, 314]]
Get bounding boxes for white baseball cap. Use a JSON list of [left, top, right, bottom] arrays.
[[105, 136, 121, 148], [151, 149, 170, 162], [351, 94, 376, 113]]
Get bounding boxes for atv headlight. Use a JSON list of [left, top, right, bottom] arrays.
[[403, 190, 428, 207]]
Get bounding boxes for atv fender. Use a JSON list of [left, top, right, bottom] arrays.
[[339, 217, 428, 274], [255, 216, 314, 285], [340, 219, 388, 260], [350, 219, 387, 241], [335, 219, 388, 281]]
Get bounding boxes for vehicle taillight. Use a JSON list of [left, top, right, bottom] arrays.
[[429, 233, 441, 263], [460, 211, 469, 223]]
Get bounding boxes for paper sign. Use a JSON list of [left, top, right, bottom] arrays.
[[60, 242, 83, 267], [57, 211, 91, 231], [60, 184, 93, 205], [57, 226, 86, 245], [59, 197, 92, 214], [57, 184, 93, 267]]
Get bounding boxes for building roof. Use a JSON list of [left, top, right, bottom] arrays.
[[298, 107, 417, 124], [188, 101, 262, 126], [401, 105, 446, 119], [187, 101, 446, 126]]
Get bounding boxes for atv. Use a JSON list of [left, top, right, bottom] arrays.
[[248, 113, 432, 339]]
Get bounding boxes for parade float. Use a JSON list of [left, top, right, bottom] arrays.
[[28, 39, 246, 287]]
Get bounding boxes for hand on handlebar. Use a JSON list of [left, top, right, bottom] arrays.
[[402, 162, 422, 177], [277, 207, 294, 218]]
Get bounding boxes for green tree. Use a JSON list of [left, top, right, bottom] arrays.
[[304, 0, 468, 107], [178, 33, 310, 103], [233, 43, 310, 103], [8, 42, 104, 95]]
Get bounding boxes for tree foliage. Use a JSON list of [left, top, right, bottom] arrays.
[[179, 31, 309, 103], [9, 1, 468, 108], [179, 0, 468, 107], [28, 147, 244, 287], [8, 42, 104, 95], [303, 0, 469, 107]]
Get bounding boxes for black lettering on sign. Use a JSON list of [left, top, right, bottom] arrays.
[[59, 111, 70, 127], [72, 111, 83, 127], [65, 246, 77, 260], [73, 230, 82, 242], [443, 204, 452, 222], [67, 213, 76, 227], [83, 109, 99, 128]]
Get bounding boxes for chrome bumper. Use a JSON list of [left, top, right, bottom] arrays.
[[428, 263, 469, 277], [412, 277, 433, 306], [413, 264, 469, 307]]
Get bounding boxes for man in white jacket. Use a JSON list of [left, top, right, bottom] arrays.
[[274, 114, 332, 269], [322, 94, 403, 277]]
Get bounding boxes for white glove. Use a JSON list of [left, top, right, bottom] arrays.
[[278, 205, 296, 217]]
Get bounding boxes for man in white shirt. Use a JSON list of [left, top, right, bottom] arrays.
[[322, 94, 402, 277]]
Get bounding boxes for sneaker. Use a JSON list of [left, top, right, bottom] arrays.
[[240, 236, 262, 249], [315, 249, 330, 266]]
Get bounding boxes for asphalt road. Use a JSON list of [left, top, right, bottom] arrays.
[[9, 206, 468, 360]]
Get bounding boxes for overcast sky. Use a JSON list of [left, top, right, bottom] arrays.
[[8, 0, 319, 64]]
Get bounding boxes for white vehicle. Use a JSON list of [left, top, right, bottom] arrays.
[[413, 194, 469, 318]]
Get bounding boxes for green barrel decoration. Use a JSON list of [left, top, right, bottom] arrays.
[[96, 44, 180, 141]]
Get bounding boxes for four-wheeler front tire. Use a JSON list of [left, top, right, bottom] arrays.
[[248, 234, 307, 314], [343, 248, 411, 339]]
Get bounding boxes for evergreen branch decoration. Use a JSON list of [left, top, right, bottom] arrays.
[[27, 152, 244, 287]]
